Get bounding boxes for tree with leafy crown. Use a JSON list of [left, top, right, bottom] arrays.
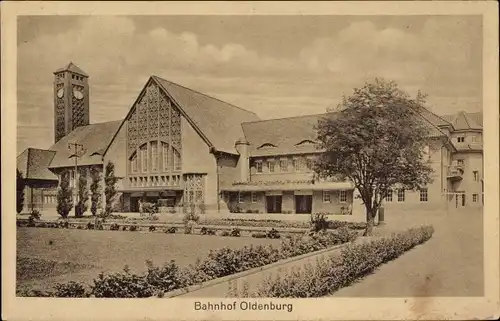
[[315, 78, 434, 236], [104, 161, 119, 217], [90, 165, 102, 216], [16, 169, 26, 214], [76, 169, 89, 217], [57, 170, 73, 218]]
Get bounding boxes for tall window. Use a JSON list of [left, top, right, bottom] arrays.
[[162, 142, 169, 171], [306, 158, 314, 171], [173, 148, 181, 171], [457, 136, 465, 143], [151, 141, 158, 172], [420, 188, 428, 202], [238, 192, 244, 203], [339, 190, 347, 203], [385, 189, 393, 202], [131, 153, 138, 173], [473, 171, 479, 181], [293, 157, 305, 172], [280, 159, 288, 172], [472, 194, 478, 202], [142, 146, 148, 172], [397, 189, 405, 202], [323, 190, 331, 203], [256, 161, 263, 173], [268, 160, 275, 173]]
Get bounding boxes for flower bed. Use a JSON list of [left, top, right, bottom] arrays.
[[203, 218, 367, 230], [241, 225, 434, 298], [18, 228, 358, 298]]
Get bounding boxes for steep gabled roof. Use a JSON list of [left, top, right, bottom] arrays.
[[49, 120, 121, 168], [441, 111, 483, 130], [153, 76, 260, 154], [16, 148, 57, 180], [54, 62, 88, 77], [243, 105, 447, 157]]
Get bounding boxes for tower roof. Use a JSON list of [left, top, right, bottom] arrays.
[[54, 62, 88, 77]]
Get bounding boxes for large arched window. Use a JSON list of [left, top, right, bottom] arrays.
[[162, 142, 170, 171], [160, 141, 182, 172]]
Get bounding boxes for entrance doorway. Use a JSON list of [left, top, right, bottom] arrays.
[[266, 195, 282, 213], [295, 195, 312, 214]]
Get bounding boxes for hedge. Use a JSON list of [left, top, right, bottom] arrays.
[[242, 225, 434, 298], [203, 218, 367, 230], [18, 227, 357, 298]]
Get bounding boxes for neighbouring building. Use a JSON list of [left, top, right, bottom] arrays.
[[16, 62, 483, 214]]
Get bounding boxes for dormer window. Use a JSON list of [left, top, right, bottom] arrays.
[[257, 143, 277, 149], [457, 136, 465, 143], [295, 140, 316, 146]]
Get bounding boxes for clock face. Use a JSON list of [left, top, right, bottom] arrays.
[[73, 87, 84, 100], [57, 88, 64, 98]]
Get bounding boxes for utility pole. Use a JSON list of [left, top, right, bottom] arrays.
[[68, 142, 85, 217]]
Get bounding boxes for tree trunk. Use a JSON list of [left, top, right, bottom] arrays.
[[363, 209, 376, 236]]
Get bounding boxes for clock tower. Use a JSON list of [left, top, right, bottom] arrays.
[[53, 62, 90, 143]]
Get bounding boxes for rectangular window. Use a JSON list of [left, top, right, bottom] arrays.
[[339, 190, 347, 203], [471, 136, 477, 142], [457, 159, 464, 166], [473, 171, 479, 181], [256, 161, 263, 173], [386, 189, 393, 202], [457, 136, 465, 143], [323, 190, 331, 203], [306, 158, 314, 171], [472, 194, 478, 202], [131, 154, 138, 173], [141, 146, 148, 172], [251, 192, 258, 203], [151, 142, 158, 172], [238, 192, 244, 203], [293, 157, 305, 172], [420, 188, 428, 202], [173, 149, 181, 171], [280, 159, 288, 172], [162, 143, 169, 171], [268, 160, 275, 173], [397, 189, 405, 202]]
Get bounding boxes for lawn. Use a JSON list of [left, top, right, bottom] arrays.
[[16, 227, 281, 293]]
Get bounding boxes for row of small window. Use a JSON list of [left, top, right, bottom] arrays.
[[131, 141, 181, 173], [56, 73, 84, 81], [385, 189, 428, 202], [185, 190, 204, 203], [456, 136, 480, 143], [255, 157, 314, 174], [236, 190, 348, 203]]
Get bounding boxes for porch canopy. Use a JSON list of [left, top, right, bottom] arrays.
[[222, 181, 354, 192]]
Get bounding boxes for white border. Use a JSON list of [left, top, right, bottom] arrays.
[[2, 2, 499, 320]]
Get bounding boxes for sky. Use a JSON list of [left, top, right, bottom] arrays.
[[17, 15, 482, 153]]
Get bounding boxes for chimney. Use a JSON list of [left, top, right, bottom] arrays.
[[235, 138, 250, 182]]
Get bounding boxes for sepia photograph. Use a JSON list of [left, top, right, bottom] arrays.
[[2, 1, 499, 321]]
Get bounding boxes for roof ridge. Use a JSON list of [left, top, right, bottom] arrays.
[[152, 75, 258, 116], [242, 112, 330, 125], [409, 105, 447, 137], [461, 111, 472, 128]]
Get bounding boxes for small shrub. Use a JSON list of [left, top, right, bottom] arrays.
[[149, 226, 156, 232], [30, 209, 42, 220], [198, 202, 206, 215], [58, 220, 69, 229], [220, 230, 230, 237], [122, 226, 128, 231], [86, 222, 95, 230], [246, 209, 253, 214], [129, 225, 138, 232], [165, 226, 177, 234], [206, 228, 216, 235], [54, 281, 87, 298], [77, 225, 83, 230], [253, 210, 259, 214], [310, 213, 329, 232], [91, 268, 155, 298], [230, 228, 241, 237], [266, 228, 281, 239], [252, 232, 267, 238], [110, 223, 120, 231]]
